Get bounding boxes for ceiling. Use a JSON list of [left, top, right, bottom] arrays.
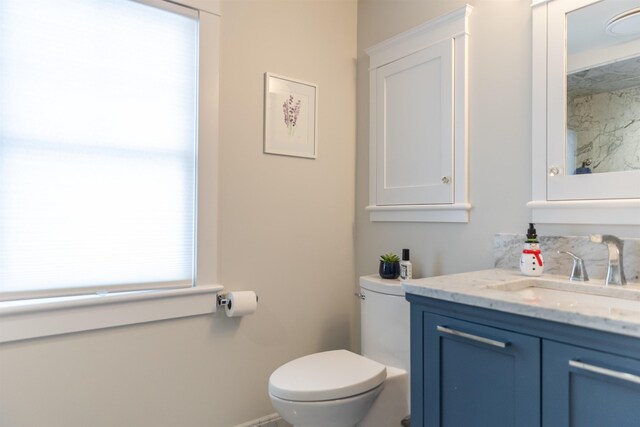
[[568, 0, 640, 55], [567, 0, 640, 95]]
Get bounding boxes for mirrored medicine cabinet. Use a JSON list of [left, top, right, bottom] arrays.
[[530, 0, 640, 224]]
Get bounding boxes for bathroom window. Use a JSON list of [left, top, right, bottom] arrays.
[[0, 0, 220, 341]]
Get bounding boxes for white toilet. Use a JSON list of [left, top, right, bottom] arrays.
[[268, 275, 410, 427]]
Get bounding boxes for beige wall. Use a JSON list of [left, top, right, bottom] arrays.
[[0, 1, 357, 426], [355, 0, 640, 294]]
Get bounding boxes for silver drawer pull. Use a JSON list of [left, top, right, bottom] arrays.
[[436, 325, 509, 348], [569, 360, 640, 385]]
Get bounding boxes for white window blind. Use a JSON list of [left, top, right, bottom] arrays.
[[0, 0, 199, 300]]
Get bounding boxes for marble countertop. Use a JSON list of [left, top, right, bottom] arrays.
[[402, 269, 640, 338]]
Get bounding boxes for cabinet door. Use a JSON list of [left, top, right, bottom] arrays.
[[375, 38, 454, 206], [543, 340, 640, 427], [419, 313, 540, 427]]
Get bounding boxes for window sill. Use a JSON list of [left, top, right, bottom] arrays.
[[0, 284, 223, 343]]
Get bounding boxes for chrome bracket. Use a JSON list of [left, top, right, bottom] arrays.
[[217, 294, 229, 307]]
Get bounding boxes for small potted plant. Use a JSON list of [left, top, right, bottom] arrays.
[[379, 253, 400, 279]]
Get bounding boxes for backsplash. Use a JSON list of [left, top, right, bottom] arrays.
[[494, 234, 640, 283]]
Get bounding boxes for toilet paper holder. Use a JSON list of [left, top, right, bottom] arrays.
[[216, 294, 229, 308], [217, 293, 259, 309]]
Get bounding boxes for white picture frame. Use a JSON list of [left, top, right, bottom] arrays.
[[264, 73, 317, 159]]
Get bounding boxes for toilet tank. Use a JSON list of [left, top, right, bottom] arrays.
[[359, 275, 410, 373]]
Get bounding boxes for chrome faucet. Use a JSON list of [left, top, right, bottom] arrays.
[[557, 251, 589, 282], [589, 234, 626, 286]]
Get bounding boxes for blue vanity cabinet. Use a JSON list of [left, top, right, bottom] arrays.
[[408, 293, 640, 427], [543, 341, 640, 427], [420, 313, 540, 427]]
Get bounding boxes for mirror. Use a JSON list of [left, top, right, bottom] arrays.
[[529, 0, 640, 225], [565, 0, 640, 176]]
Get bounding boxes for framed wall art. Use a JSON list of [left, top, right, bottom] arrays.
[[264, 73, 317, 159]]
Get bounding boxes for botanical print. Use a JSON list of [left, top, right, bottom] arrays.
[[269, 90, 308, 145], [264, 73, 316, 158], [283, 95, 302, 137]]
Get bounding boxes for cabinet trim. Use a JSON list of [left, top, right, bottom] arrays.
[[527, 199, 640, 225], [365, 203, 470, 222], [365, 5, 472, 69]]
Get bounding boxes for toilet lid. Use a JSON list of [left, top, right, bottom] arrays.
[[268, 349, 386, 402]]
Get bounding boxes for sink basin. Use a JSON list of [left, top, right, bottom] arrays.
[[487, 279, 640, 314]]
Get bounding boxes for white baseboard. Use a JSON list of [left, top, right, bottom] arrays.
[[234, 413, 290, 427]]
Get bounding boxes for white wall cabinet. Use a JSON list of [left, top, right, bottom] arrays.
[[529, 0, 640, 225], [366, 5, 472, 222]]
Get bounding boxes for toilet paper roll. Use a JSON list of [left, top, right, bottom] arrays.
[[225, 291, 258, 317]]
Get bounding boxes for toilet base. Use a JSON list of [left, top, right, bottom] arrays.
[[358, 366, 409, 427]]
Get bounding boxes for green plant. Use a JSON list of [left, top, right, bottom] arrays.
[[380, 253, 400, 263]]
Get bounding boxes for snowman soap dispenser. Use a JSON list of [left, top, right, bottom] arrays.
[[520, 223, 544, 276]]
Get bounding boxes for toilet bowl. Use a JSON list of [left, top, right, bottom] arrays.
[[269, 350, 387, 427], [269, 384, 384, 427], [268, 276, 410, 427]]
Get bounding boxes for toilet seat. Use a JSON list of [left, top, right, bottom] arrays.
[[268, 349, 387, 402]]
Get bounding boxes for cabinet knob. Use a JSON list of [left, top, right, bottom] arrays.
[[441, 176, 451, 184], [548, 166, 561, 176]]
